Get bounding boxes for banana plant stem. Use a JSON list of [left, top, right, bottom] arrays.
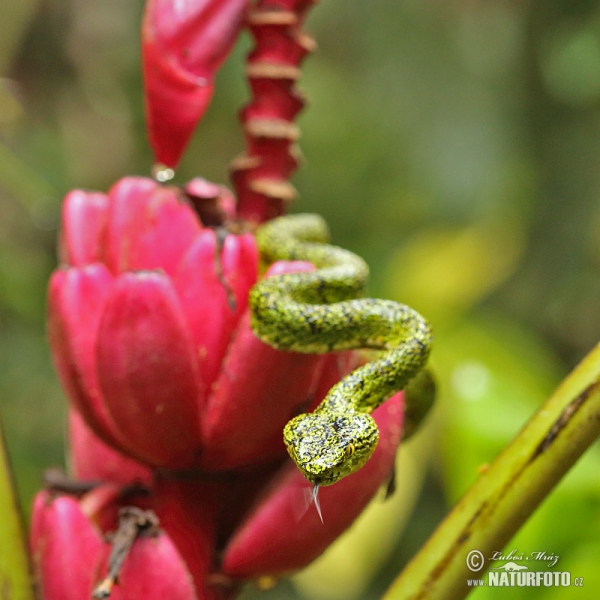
[[384, 342, 600, 600], [0, 417, 35, 600]]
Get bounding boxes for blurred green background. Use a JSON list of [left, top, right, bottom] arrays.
[[2, 0, 600, 598]]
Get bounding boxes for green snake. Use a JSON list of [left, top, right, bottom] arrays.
[[249, 214, 433, 486]]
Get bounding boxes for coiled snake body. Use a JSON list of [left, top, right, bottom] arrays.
[[250, 214, 433, 486]]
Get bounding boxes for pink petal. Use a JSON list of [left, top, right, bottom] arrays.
[[103, 177, 202, 276], [220, 233, 259, 318], [68, 409, 153, 487], [30, 492, 105, 600], [59, 190, 109, 266], [143, 0, 248, 167], [47, 264, 127, 451], [174, 230, 258, 393], [221, 393, 404, 577], [107, 533, 200, 600], [199, 261, 325, 471], [96, 271, 203, 468]]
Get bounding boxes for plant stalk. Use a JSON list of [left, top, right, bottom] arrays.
[[231, 0, 318, 223], [0, 418, 35, 600], [384, 342, 600, 600]]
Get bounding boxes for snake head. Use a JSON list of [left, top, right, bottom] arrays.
[[283, 411, 379, 486]]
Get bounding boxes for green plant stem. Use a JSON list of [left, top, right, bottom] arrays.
[[0, 418, 35, 600], [384, 342, 600, 600]]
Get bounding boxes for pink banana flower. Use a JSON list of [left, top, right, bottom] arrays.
[[48, 177, 344, 470]]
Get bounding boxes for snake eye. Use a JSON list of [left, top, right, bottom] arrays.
[[344, 443, 356, 459]]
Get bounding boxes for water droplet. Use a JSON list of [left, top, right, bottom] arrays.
[[152, 164, 175, 183]]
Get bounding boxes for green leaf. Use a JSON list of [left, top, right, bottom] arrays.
[[0, 418, 34, 600]]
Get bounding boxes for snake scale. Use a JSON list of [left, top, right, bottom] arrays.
[[249, 214, 433, 486]]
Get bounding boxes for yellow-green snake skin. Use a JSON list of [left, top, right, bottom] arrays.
[[250, 214, 433, 486]]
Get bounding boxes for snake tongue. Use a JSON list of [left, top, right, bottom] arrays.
[[311, 485, 324, 524]]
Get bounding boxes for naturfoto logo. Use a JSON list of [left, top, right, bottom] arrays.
[[466, 549, 585, 589]]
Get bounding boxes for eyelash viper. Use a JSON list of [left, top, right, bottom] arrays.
[[249, 213, 433, 486]]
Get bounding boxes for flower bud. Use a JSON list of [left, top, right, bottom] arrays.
[[142, 0, 248, 167], [30, 492, 105, 600]]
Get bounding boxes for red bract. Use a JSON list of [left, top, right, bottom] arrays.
[[142, 0, 248, 168], [200, 262, 326, 470]]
